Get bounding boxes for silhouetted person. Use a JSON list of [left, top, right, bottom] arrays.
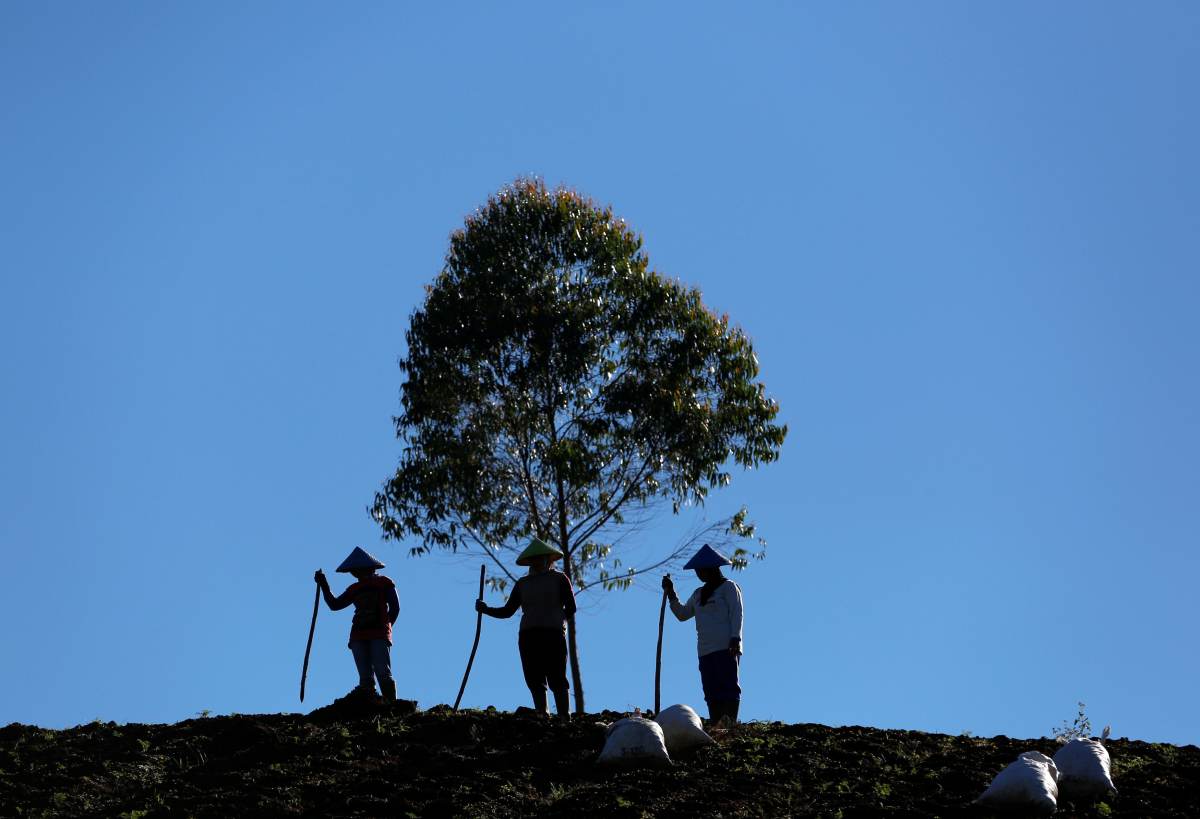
[[314, 547, 400, 702], [477, 537, 577, 720], [662, 544, 744, 725]]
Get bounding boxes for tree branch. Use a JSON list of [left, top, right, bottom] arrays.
[[455, 512, 519, 584], [569, 452, 656, 546]]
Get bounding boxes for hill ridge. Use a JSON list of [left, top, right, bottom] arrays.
[[3, 700, 1197, 817]]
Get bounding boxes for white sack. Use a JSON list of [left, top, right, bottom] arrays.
[[597, 717, 671, 765], [654, 704, 713, 753], [1054, 738, 1117, 801], [974, 751, 1059, 814]]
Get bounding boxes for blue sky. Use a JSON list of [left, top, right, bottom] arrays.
[[2, 2, 1197, 744]]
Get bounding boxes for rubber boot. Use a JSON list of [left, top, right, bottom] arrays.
[[552, 688, 571, 722], [380, 677, 396, 703], [531, 689, 549, 715], [725, 701, 740, 726]]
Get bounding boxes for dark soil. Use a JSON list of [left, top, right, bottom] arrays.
[[1, 696, 1196, 818]]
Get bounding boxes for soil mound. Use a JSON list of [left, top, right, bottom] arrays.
[[1, 706, 1196, 817], [306, 689, 418, 722]]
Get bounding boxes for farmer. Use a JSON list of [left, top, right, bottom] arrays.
[[476, 537, 577, 720], [662, 544, 744, 725], [314, 546, 400, 702]]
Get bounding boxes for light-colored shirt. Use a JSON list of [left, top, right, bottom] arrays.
[[670, 579, 744, 657]]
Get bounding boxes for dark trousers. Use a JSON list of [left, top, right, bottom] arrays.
[[518, 627, 569, 697], [699, 649, 741, 705]]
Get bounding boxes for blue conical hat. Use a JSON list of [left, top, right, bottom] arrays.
[[516, 537, 563, 567], [682, 543, 732, 570], [336, 546, 386, 573]]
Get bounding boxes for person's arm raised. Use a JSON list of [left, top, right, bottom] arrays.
[[477, 581, 522, 618], [664, 576, 695, 621], [314, 570, 353, 611]]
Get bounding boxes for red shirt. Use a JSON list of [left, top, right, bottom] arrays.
[[329, 575, 398, 644]]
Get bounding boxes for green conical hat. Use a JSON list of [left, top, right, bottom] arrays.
[[516, 537, 563, 566]]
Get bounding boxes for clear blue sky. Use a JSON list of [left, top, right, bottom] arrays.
[[2, 2, 1197, 745]]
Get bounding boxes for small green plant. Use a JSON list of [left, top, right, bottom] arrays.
[[545, 782, 582, 805], [195, 709, 211, 719], [1052, 701, 1092, 742]]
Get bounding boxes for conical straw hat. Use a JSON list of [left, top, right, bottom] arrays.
[[516, 537, 563, 567], [336, 546, 386, 573], [682, 543, 732, 570]]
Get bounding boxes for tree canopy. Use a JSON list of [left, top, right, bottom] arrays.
[[373, 179, 787, 709]]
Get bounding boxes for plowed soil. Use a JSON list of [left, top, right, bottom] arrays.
[[2, 695, 1196, 817]]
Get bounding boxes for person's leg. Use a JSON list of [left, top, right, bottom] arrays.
[[551, 688, 570, 720], [544, 629, 571, 720], [518, 630, 548, 713], [699, 651, 741, 724], [371, 639, 395, 701], [723, 653, 742, 724], [709, 701, 741, 725], [698, 652, 718, 721], [349, 640, 376, 693]]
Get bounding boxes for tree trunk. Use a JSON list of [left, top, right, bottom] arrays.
[[561, 550, 586, 713], [547, 386, 585, 714], [566, 611, 585, 714]]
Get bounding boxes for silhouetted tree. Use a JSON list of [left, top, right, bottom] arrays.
[[373, 179, 786, 711]]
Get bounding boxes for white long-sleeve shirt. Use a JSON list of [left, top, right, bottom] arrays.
[[669, 580, 744, 657]]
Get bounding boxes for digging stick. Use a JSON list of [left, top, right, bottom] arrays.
[[655, 574, 669, 715], [453, 564, 486, 712], [300, 579, 321, 702]]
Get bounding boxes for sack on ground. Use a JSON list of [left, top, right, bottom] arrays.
[[597, 717, 671, 765], [1054, 738, 1117, 801], [974, 751, 1059, 814], [654, 704, 713, 753]]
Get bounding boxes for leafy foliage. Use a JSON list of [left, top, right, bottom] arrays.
[[372, 179, 786, 593], [1053, 701, 1094, 742]]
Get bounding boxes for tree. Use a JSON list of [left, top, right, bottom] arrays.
[[373, 179, 787, 712]]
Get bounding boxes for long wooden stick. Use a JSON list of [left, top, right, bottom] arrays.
[[453, 565, 486, 712], [300, 581, 320, 702], [655, 575, 669, 715]]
